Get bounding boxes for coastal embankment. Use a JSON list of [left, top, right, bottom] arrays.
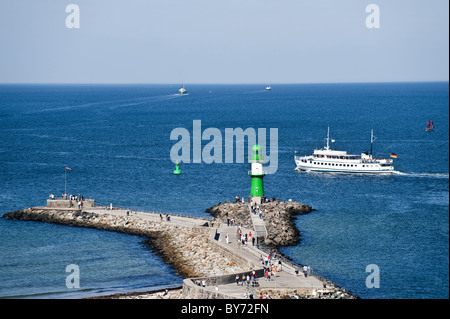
[[3, 200, 356, 299]]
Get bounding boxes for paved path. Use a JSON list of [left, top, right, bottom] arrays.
[[82, 206, 327, 298], [83, 207, 209, 228], [247, 204, 268, 238], [211, 224, 325, 297], [201, 270, 324, 298]]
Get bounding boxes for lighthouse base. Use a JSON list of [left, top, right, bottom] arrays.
[[250, 175, 265, 198], [249, 196, 262, 205]]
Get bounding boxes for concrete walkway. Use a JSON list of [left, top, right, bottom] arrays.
[[211, 223, 325, 298], [201, 271, 324, 299], [248, 204, 268, 238], [83, 207, 209, 228], [82, 206, 327, 298]]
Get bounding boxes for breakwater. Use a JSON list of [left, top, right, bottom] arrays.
[[3, 208, 244, 278], [206, 200, 315, 246], [3, 202, 356, 299]]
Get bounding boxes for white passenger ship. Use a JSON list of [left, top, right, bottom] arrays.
[[294, 127, 395, 174]]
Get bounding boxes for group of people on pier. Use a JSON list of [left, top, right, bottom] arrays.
[[159, 213, 171, 222], [259, 250, 282, 281], [235, 195, 281, 204], [49, 193, 86, 209], [250, 203, 265, 219], [49, 193, 86, 201], [235, 270, 259, 287], [235, 226, 256, 246]]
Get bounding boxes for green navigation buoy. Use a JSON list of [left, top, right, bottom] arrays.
[[173, 162, 181, 175], [249, 145, 265, 198]]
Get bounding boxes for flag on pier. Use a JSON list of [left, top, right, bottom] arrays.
[[64, 167, 72, 195]]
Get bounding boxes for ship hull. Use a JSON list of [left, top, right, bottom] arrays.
[[295, 156, 394, 174]]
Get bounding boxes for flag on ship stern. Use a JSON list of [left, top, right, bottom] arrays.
[[390, 153, 398, 158]]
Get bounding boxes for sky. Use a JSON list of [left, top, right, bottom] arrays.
[[0, 0, 448, 84]]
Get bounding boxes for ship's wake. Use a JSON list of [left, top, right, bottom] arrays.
[[392, 171, 449, 178]]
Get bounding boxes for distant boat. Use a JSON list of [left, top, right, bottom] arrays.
[[425, 120, 434, 132], [178, 86, 187, 95], [265, 85, 271, 91]]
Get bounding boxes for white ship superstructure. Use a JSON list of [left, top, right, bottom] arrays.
[[178, 85, 187, 95], [294, 127, 394, 174]]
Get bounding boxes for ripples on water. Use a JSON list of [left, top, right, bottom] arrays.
[[0, 83, 448, 298]]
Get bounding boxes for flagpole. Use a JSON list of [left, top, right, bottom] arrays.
[[65, 168, 67, 198]]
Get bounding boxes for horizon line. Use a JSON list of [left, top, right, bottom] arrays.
[[0, 80, 448, 86]]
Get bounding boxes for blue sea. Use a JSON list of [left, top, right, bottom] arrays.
[[0, 83, 448, 299]]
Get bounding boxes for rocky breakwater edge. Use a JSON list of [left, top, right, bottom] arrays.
[[2, 207, 246, 299]]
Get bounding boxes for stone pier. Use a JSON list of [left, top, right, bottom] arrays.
[[2, 199, 356, 299]]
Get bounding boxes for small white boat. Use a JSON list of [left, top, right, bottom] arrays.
[[178, 86, 187, 95], [294, 127, 395, 174], [265, 85, 271, 90]]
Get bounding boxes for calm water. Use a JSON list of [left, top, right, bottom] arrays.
[[0, 83, 448, 298]]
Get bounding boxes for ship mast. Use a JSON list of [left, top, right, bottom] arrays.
[[370, 129, 377, 157], [325, 126, 330, 150]]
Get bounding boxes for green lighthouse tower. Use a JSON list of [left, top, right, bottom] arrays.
[[249, 145, 266, 200]]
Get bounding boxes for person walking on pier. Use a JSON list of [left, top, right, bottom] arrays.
[[265, 269, 271, 281]]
